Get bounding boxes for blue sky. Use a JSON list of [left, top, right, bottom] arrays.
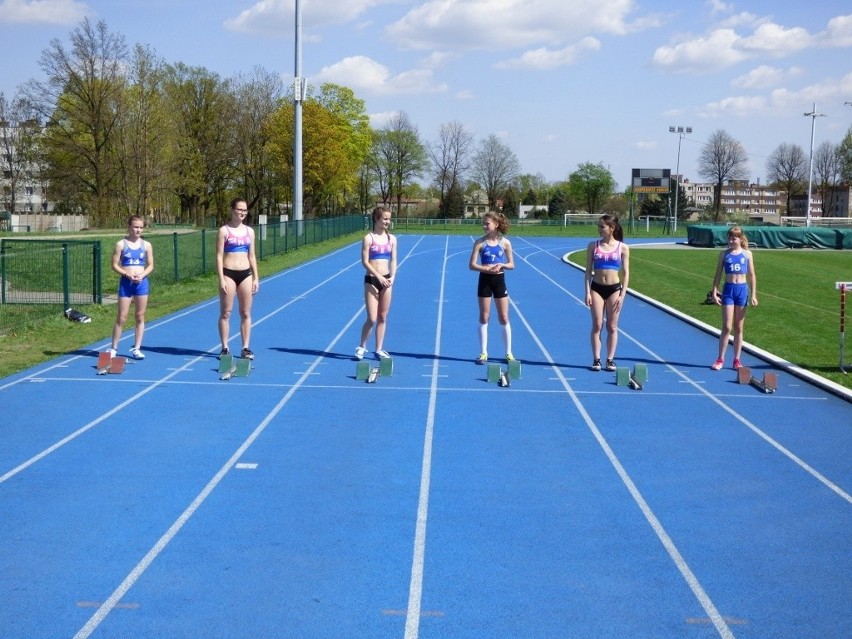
[[1, 0, 851, 189]]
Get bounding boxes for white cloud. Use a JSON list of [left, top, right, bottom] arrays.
[[369, 111, 398, 128], [385, 0, 645, 51], [820, 14, 852, 47], [731, 65, 802, 90], [494, 37, 601, 70], [0, 0, 87, 24], [224, 0, 394, 35], [652, 28, 746, 74], [312, 56, 448, 96], [455, 89, 475, 100]]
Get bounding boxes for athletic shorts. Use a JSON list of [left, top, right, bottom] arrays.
[[364, 273, 386, 288], [590, 280, 623, 301], [223, 267, 253, 287], [477, 272, 508, 299], [721, 282, 749, 307], [118, 275, 150, 298]]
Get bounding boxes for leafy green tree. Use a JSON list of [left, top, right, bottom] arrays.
[[372, 112, 428, 215], [838, 126, 852, 186], [22, 18, 129, 226], [567, 162, 615, 214]]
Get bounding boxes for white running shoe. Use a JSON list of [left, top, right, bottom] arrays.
[[108, 348, 117, 359], [355, 346, 367, 360], [375, 349, 390, 360], [130, 347, 145, 360]]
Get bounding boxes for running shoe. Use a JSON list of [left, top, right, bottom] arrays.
[[219, 347, 230, 358], [711, 358, 724, 371], [506, 352, 515, 362], [732, 358, 743, 370], [130, 347, 145, 360], [108, 348, 117, 359], [591, 359, 602, 371], [354, 346, 367, 360], [375, 349, 390, 360], [605, 359, 616, 371], [475, 353, 488, 365], [241, 347, 255, 360]]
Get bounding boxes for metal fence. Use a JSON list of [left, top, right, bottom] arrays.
[[0, 215, 365, 307]]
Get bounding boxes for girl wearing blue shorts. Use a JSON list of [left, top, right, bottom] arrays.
[[109, 215, 154, 360], [710, 225, 758, 370]]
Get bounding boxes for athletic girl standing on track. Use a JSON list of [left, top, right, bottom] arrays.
[[355, 205, 397, 361], [469, 211, 515, 365], [710, 225, 758, 370], [585, 214, 630, 371], [109, 215, 154, 360], [216, 198, 259, 360]]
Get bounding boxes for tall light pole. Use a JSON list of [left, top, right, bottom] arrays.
[[293, 0, 304, 229], [668, 125, 691, 233], [803, 103, 825, 228]]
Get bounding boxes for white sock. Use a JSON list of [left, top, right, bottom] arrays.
[[502, 322, 512, 354], [479, 323, 488, 353]]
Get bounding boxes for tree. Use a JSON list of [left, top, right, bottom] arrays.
[[813, 140, 842, 216], [838, 126, 852, 186], [0, 92, 40, 217], [428, 120, 473, 218], [567, 162, 615, 214], [22, 18, 129, 226], [697, 129, 749, 222], [765, 142, 807, 215], [372, 112, 428, 215], [471, 134, 520, 209]]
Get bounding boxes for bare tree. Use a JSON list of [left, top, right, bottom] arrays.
[[21, 18, 129, 225], [471, 134, 520, 210], [765, 142, 807, 215], [813, 140, 842, 216], [428, 121, 473, 218], [697, 129, 749, 221], [0, 92, 40, 217]]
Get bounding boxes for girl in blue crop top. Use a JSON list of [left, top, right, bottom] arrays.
[[216, 198, 260, 360], [355, 205, 398, 361], [469, 211, 515, 365], [584, 214, 630, 372], [108, 215, 155, 360], [709, 225, 758, 371]]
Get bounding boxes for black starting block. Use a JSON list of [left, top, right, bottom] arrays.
[[737, 367, 777, 393], [96, 352, 126, 375], [356, 356, 392, 383], [616, 363, 648, 390], [219, 353, 251, 380]]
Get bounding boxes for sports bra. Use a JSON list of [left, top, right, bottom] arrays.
[[479, 238, 507, 266], [592, 240, 622, 271], [368, 233, 393, 261], [224, 225, 251, 253], [120, 240, 147, 267], [723, 250, 749, 275]]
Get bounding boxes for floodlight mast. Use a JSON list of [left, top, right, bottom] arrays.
[[668, 126, 692, 234], [803, 104, 826, 228], [293, 0, 304, 227]]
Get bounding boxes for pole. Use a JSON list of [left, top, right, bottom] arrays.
[[673, 135, 682, 234], [803, 104, 825, 228], [293, 0, 304, 230]]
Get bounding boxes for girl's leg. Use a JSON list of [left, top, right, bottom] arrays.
[[235, 277, 254, 350], [716, 304, 734, 361], [373, 287, 393, 351], [603, 295, 622, 361], [477, 297, 491, 354], [494, 296, 512, 355], [589, 292, 605, 361], [218, 280, 236, 350], [132, 295, 149, 350], [359, 284, 379, 348], [731, 305, 748, 361], [112, 296, 132, 350]]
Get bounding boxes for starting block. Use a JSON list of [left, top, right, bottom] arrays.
[[356, 356, 392, 383], [219, 355, 251, 380], [379, 356, 393, 377], [507, 359, 522, 380], [737, 367, 777, 394], [616, 363, 648, 390], [488, 360, 520, 386], [96, 352, 126, 375], [487, 363, 501, 383]]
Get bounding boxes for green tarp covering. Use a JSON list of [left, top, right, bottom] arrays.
[[687, 225, 852, 249]]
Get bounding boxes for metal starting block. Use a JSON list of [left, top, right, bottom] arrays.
[[616, 363, 648, 389], [96, 352, 126, 375], [488, 360, 521, 386], [737, 367, 777, 393], [356, 356, 392, 382], [487, 363, 501, 383], [507, 359, 522, 380], [219, 353, 251, 380]]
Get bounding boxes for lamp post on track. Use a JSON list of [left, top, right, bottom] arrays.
[[668, 126, 691, 234], [803, 104, 825, 228]]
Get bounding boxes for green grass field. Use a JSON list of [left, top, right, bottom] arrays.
[[2, 226, 851, 392]]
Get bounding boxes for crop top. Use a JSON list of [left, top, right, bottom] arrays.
[[367, 233, 393, 261], [592, 240, 622, 271], [224, 225, 251, 253], [120, 240, 147, 267], [723, 250, 749, 275], [480, 238, 507, 266]]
